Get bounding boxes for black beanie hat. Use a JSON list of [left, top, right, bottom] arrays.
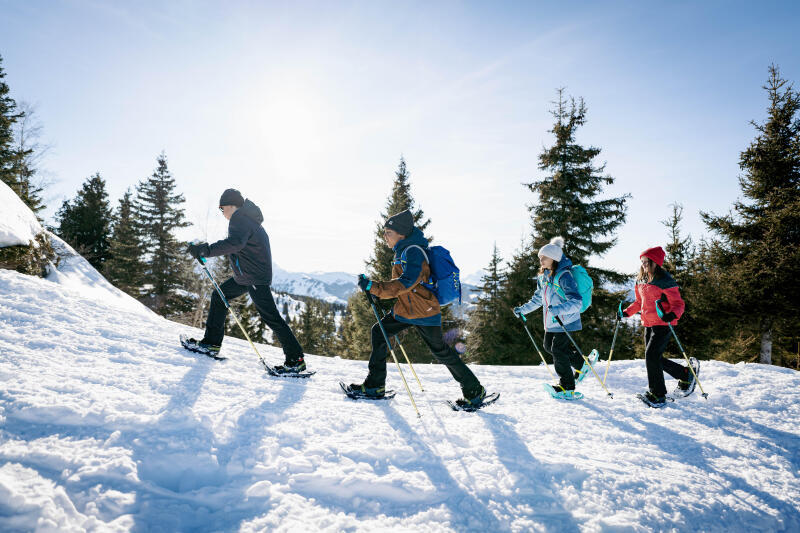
[[384, 209, 414, 237], [219, 188, 244, 207]]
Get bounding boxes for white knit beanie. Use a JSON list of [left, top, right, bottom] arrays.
[[538, 236, 565, 262]]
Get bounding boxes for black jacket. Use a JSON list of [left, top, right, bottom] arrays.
[[207, 200, 273, 286]]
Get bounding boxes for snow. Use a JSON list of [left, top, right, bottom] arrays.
[[1, 267, 799, 532], [0, 181, 43, 247], [45, 232, 152, 316]]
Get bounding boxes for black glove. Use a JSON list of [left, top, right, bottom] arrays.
[[357, 274, 372, 291], [660, 311, 677, 323], [187, 242, 210, 259], [617, 302, 628, 319]]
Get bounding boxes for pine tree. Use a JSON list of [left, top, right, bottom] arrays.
[[294, 301, 319, 354], [701, 65, 800, 365], [339, 289, 374, 359], [340, 157, 436, 362], [367, 157, 432, 280], [496, 238, 546, 365], [10, 102, 47, 215], [55, 173, 113, 271], [0, 54, 23, 195], [526, 89, 629, 281], [465, 244, 516, 364], [317, 303, 339, 356], [105, 189, 145, 296], [492, 89, 632, 364], [134, 152, 191, 316], [661, 203, 694, 277]]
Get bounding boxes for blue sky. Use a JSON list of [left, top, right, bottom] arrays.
[[1, 1, 798, 277]]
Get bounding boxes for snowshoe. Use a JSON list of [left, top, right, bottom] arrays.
[[448, 387, 500, 412], [574, 349, 599, 383], [180, 334, 225, 360], [543, 383, 583, 401], [636, 390, 673, 408], [670, 357, 699, 398], [340, 382, 395, 400], [265, 359, 315, 379]]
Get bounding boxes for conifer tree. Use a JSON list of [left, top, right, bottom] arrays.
[[105, 189, 145, 296], [339, 289, 374, 359], [367, 157, 431, 280], [491, 90, 632, 364], [0, 54, 23, 195], [495, 239, 546, 364], [294, 302, 317, 353], [55, 173, 113, 271], [661, 203, 694, 277], [134, 152, 191, 316], [466, 244, 516, 364], [10, 103, 47, 215], [526, 89, 629, 281], [293, 299, 338, 356], [702, 65, 800, 365]]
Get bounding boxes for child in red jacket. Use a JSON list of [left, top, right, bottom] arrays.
[[622, 246, 698, 407]]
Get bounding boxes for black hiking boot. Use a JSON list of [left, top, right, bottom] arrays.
[[345, 383, 386, 399], [272, 358, 307, 375], [455, 386, 486, 409], [641, 390, 667, 407]]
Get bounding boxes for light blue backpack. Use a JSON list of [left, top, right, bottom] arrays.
[[553, 265, 593, 312]]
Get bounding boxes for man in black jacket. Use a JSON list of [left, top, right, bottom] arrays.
[[186, 189, 306, 373]]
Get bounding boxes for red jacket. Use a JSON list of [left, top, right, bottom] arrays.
[[624, 270, 685, 327]]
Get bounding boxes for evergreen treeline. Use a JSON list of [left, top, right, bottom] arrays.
[[467, 72, 800, 369], [1, 54, 47, 216], [2, 49, 798, 367]]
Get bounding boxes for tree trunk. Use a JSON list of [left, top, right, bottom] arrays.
[[759, 319, 772, 365]]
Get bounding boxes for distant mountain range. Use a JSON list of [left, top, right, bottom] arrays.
[[271, 264, 359, 305], [272, 263, 481, 311]]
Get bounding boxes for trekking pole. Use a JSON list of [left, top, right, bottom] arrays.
[[602, 302, 623, 386], [515, 311, 564, 391], [363, 289, 421, 417], [655, 299, 708, 399], [554, 316, 614, 398], [197, 257, 271, 371], [374, 304, 424, 392]]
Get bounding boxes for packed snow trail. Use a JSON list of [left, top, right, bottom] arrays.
[[1, 269, 799, 532]]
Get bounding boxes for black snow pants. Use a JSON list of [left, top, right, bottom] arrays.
[[543, 331, 585, 390], [364, 314, 482, 397], [203, 277, 304, 363], [645, 325, 688, 397]]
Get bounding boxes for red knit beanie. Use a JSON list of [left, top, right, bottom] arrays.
[[640, 246, 666, 266]]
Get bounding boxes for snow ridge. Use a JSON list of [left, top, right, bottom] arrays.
[[1, 268, 799, 532]]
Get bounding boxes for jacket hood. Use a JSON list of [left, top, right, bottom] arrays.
[[394, 227, 429, 253], [236, 199, 264, 224], [556, 255, 573, 272]]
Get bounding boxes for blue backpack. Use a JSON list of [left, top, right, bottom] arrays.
[[553, 265, 593, 313], [400, 244, 462, 306]]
